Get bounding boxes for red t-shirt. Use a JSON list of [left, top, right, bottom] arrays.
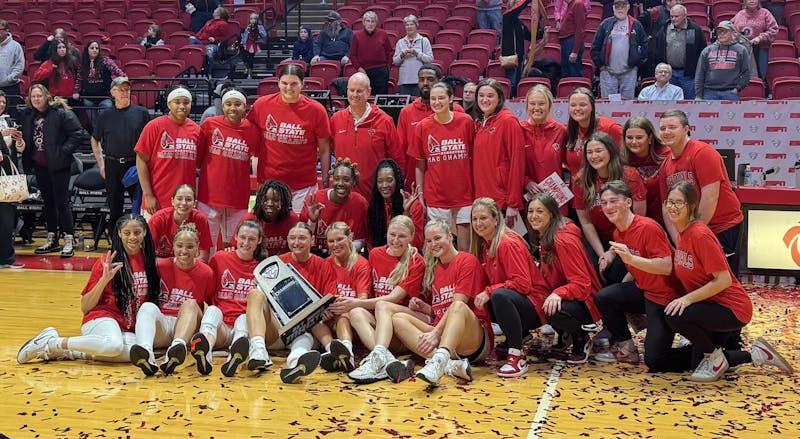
[[473, 108, 526, 210], [429, 251, 486, 326], [148, 207, 213, 258], [209, 251, 259, 325], [134, 115, 201, 210], [409, 112, 475, 209], [521, 118, 567, 186], [397, 98, 465, 188], [327, 255, 372, 299], [197, 116, 261, 209], [299, 189, 368, 253], [157, 258, 215, 316], [564, 116, 623, 181], [368, 245, 424, 306], [674, 222, 752, 323], [572, 166, 647, 243], [627, 145, 670, 225], [246, 94, 331, 189], [229, 211, 301, 256], [613, 215, 682, 306], [539, 222, 602, 322], [82, 252, 149, 332], [329, 104, 405, 199], [658, 139, 743, 234], [278, 253, 337, 296]]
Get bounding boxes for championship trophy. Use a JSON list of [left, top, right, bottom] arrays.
[[253, 256, 336, 345]]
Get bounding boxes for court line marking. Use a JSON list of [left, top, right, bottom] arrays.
[[527, 360, 565, 439]]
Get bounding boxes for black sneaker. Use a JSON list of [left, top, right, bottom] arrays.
[[280, 351, 321, 384], [386, 359, 416, 383], [190, 333, 213, 375], [160, 343, 187, 375], [130, 344, 159, 376], [330, 339, 354, 372], [221, 337, 249, 377], [567, 336, 591, 364], [319, 351, 339, 372]]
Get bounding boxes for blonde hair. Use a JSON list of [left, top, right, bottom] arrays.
[[422, 220, 453, 293], [469, 197, 510, 261], [387, 215, 416, 286], [326, 221, 358, 271]]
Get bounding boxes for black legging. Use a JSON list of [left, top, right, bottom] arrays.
[[35, 166, 74, 235], [488, 288, 542, 349], [546, 299, 593, 347], [665, 302, 751, 369]]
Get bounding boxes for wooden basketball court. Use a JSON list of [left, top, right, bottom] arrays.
[[1, 264, 798, 438]]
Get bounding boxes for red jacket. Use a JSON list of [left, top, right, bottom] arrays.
[[350, 29, 393, 71], [473, 108, 526, 210], [32, 60, 79, 97], [196, 19, 232, 44], [521, 118, 567, 187], [539, 222, 602, 322], [330, 103, 405, 199]]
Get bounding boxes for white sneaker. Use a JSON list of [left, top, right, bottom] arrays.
[[246, 342, 273, 371], [539, 324, 555, 335], [491, 323, 504, 336], [18, 327, 59, 364], [690, 348, 728, 382], [445, 358, 473, 382], [750, 337, 794, 374], [416, 355, 447, 386], [348, 350, 388, 383], [674, 334, 692, 348]]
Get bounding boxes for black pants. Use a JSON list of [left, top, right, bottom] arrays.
[[594, 281, 645, 342], [35, 166, 74, 235], [583, 237, 628, 286], [716, 222, 742, 278], [488, 288, 542, 349], [546, 299, 593, 345], [0, 202, 15, 265], [366, 66, 390, 95], [104, 158, 136, 236], [665, 302, 751, 369]]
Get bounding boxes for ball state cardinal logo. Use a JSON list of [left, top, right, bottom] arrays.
[[221, 269, 236, 289], [265, 115, 278, 134], [783, 225, 800, 267], [160, 131, 175, 149], [427, 134, 440, 154], [212, 128, 225, 147]]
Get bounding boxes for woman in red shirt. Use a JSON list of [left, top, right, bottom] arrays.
[[315, 222, 372, 373], [230, 180, 300, 256], [17, 214, 161, 364], [129, 226, 215, 376], [149, 184, 213, 262], [472, 79, 526, 229], [664, 181, 793, 381], [527, 193, 601, 364], [520, 85, 567, 200], [623, 116, 669, 225], [32, 40, 80, 99], [471, 198, 548, 378], [573, 132, 646, 285], [366, 159, 425, 250], [564, 88, 623, 183]]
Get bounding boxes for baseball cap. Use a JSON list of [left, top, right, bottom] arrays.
[[613, 0, 629, 4], [110, 76, 131, 89], [716, 20, 735, 31], [326, 11, 341, 21]]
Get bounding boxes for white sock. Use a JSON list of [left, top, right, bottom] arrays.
[[47, 337, 64, 352], [232, 314, 248, 342], [374, 344, 396, 362], [508, 347, 522, 357], [324, 341, 332, 352], [434, 347, 451, 362], [171, 338, 186, 348], [199, 306, 223, 348], [341, 339, 353, 355], [250, 336, 266, 355], [286, 333, 313, 368]]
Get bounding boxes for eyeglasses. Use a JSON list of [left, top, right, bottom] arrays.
[[664, 199, 687, 208]]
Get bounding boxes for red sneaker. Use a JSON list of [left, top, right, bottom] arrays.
[[497, 350, 528, 378]]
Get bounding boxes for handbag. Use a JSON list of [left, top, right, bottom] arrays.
[[0, 161, 29, 203], [500, 54, 519, 69]]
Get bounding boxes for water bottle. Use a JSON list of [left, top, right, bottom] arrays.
[[795, 161, 800, 188]]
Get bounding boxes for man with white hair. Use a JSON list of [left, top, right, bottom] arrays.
[[637, 63, 684, 100], [349, 11, 393, 94], [649, 4, 707, 99]]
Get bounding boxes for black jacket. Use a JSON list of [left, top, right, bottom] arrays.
[[20, 103, 85, 173], [648, 19, 707, 78], [590, 16, 649, 71]]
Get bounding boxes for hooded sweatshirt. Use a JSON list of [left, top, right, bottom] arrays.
[[694, 40, 751, 97], [0, 34, 24, 88], [521, 118, 567, 187], [473, 108, 526, 211], [293, 26, 314, 64]]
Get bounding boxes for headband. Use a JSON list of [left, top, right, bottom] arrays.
[[222, 90, 246, 104], [167, 88, 192, 103]]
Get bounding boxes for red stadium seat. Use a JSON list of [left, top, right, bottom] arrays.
[[124, 60, 154, 78], [485, 60, 504, 78], [105, 20, 131, 35], [448, 60, 483, 82], [467, 29, 498, 49], [308, 61, 342, 89], [772, 77, 800, 99], [432, 44, 456, 73], [739, 78, 766, 100], [770, 41, 796, 60], [47, 9, 73, 23], [111, 31, 138, 47], [258, 77, 280, 95], [369, 5, 392, 22], [422, 4, 449, 23], [435, 30, 466, 48], [131, 79, 159, 108], [336, 6, 363, 25], [382, 17, 406, 35], [167, 32, 195, 47], [127, 8, 151, 24], [145, 45, 175, 64], [517, 77, 553, 97], [556, 77, 592, 98], [766, 58, 800, 89], [24, 21, 49, 34], [393, 5, 418, 19], [154, 60, 187, 87], [303, 77, 326, 90], [418, 17, 441, 37], [116, 45, 146, 66], [444, 17, 473, 36], [459, 44, 491, 66], [452, 4, 477, 28], [488, 77, 512, 97], [161, 19, 187, 37]]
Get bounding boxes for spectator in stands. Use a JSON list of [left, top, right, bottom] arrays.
[[241, 13, 267, 78], [189, 6, 232, 73], [477, 0, 503, 46], [138, 24, 165, 49], [311, 11, 354, 65], [731, 0, 778, 81], [292, 26, 314, 65], [32, 40, 81, 100], [91, 77, 151, 236], [649, 4, 706, 99], [502, 0, 534, 94], [182, 0, 220, 34], [350, 11, 393, 95], [330, 73, 405, 199], [590, 0, 649, 100], [76, 41, 126, 130], [461, 82, 477, 114], [19, 84, 85, 258], [200, 81, 234, 123], [33, 29, 79, 63], [0, 90, 25, 268], [197, 89, 261, 250], [637, 62, 684, 100], [135, 87, 201, 216], [695, 21, 751, 101], [246, 64, 331, 213], [638, 0, 681, 37], [558, 0, 588, 78], [0, 20, 25, 111], [393, 15, 433, 96], [598, 0, 639, 20], [554, 0, 591, 30]]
